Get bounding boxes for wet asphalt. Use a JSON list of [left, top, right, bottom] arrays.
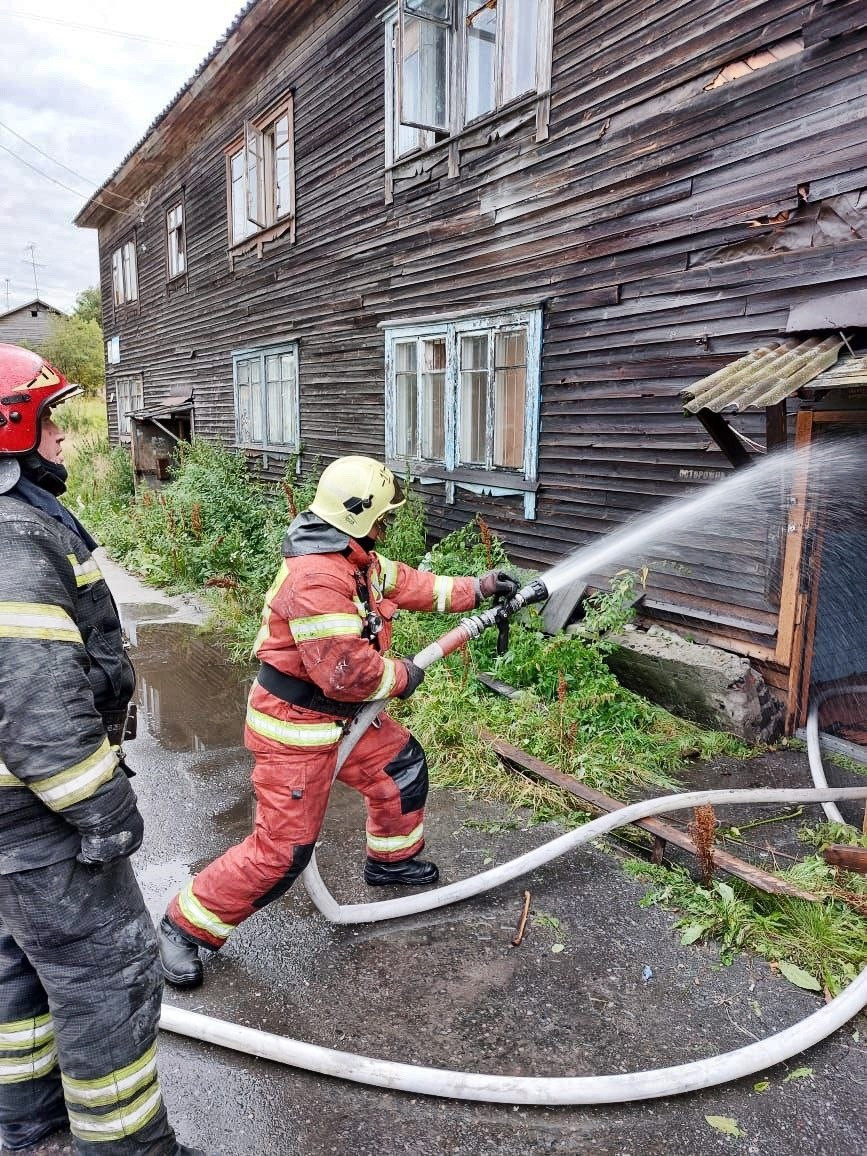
[[42, 553, 867, 1156]]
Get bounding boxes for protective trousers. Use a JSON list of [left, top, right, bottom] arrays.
[[167, 707, 428, 949], [0, 858, 178, 1154]]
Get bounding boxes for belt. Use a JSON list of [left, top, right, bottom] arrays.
[[256, 662, 360, 719]]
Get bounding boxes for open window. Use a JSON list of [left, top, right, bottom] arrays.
[[388, 1, 553, 164], [111, 240, 138, 306], [384, 308, 542, 517], [166, 203, 186, 280], [227, 96, 295, 250]]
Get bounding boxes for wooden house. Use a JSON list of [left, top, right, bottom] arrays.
[[76, 0, 867, 735], [0, 299, 65, 347]]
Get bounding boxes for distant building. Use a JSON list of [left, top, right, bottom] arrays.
[[0, 299, 65, 347]]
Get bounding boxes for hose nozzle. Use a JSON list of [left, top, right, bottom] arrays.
[[500, 578, 549, 618]]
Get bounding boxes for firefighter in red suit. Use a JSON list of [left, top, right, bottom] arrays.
[[158, 455, 518, 987]]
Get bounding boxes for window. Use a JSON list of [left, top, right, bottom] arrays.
[[111, 241, 138, 306], [227, 97, 295, 247], [106, 335, 120, 366], [387, 1, 553, 161], [166, 203, 186, 279], [115, 375, 143, 438], [385, 309, 542, 517], [233, 344, 300, 450]]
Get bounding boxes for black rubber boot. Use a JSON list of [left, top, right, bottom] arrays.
[[158, 917, 203, 988], [363, 857, 439, 887]]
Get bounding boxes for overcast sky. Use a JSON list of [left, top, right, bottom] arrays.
[[0, 1, 245, 315]]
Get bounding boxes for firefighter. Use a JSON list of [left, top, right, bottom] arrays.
[[0, 344, 211, 1155], [158, 455, 518, 987]]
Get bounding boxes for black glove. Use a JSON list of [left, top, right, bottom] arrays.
[[396, 658, 425, 699], [478, 570, 520, 601], [76, 810, 144, 866]]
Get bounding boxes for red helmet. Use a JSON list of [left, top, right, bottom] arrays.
[[0, 343, 80, 456]]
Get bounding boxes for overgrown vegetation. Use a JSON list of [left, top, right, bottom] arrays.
[[65, 437, 866, 985]]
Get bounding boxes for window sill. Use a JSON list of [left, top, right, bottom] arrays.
[[389, 460, 538, 494], [387, 89, 551, 182], [228, 218, 295, 264]]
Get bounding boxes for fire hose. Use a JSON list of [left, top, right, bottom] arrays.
[[162, 579, 867, 1102]]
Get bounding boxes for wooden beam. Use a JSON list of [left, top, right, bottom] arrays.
[[774, 409, 814, 668], [695, 409, 753, 469], [481, 731, 819, 902], [765, 399, 787, 452]]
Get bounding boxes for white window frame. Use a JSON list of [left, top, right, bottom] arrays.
[[385, 1, 554, 166], [111, 240, 138, 306], [166, 202, 186, 280], [115, 374, 143, 439], [384, 308, 542, 519], [232, 342, 301, 452], [226, 95, 296, 249]]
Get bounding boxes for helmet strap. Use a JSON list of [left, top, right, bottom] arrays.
[[20, 452, 68, 496]]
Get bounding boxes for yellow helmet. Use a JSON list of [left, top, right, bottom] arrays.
[[308, 455, 405, 538]]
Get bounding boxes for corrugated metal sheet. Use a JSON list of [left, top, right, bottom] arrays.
[[682, 335, 845, 413]]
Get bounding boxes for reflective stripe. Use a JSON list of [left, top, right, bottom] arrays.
[[367, 823, 424, 854], [433, 576, 454, 613], [62, 1042, 158, 1107], [32, 738, 118, 811], [0, 602, 81, 644], [378, 555, 400, 597], [252, 560, 290, 655], [0, 760, 18, 787], [66, 554, 103, 588], [0, 1042, 58, 1084], [67, 1083, 163, 1142], [176, 883, 234, 942], [290, 612, 362, 643], [366, 658, 398, 701], [246, 704, 342, 748], [0, 1013, 53, 1051]]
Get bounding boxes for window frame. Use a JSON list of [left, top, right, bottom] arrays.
[[110, 239, 138, 307], [225, 94, 296, 254], [385, 1, 554, 168], [114, 374, 143, 440], [232, 341, 301, 453], [384, 308, 542, 519], [166, 201, 186, 281]]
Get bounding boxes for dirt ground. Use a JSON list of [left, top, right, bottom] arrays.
[[22, 555, 866, 1156]]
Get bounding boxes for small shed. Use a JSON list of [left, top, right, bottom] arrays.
[[129, 393, 194, 485], [0, 299, 65, 347]]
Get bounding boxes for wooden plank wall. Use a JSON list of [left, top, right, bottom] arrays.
[[94, 0, 867, 653]]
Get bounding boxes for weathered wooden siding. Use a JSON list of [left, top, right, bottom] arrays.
[[93, 0, 867, 654], [0, 303, 63, 347]]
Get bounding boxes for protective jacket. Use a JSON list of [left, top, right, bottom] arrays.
[[0, 497, 137, 873], [165, 514, 478, 950]]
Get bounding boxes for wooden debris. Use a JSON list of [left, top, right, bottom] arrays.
[[480, 730, 819, 903], [823, 845, 867, 876], [511, 890, 532, 948]]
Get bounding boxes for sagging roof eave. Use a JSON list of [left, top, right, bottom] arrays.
[[75, 0, 309, 231]]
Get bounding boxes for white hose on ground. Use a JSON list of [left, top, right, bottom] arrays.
[[806, 684, 867, 826], [302, 785, 867, 925], [164, 782, 867, 1105]]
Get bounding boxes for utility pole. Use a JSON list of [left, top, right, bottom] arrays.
[[23, 243, 46, 298], [2, 279, 10, 312]]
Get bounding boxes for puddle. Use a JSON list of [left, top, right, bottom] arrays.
[[131, 622, 251, 750]]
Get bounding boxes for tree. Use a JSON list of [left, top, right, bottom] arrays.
[[74, 287, 103, 327], [40, 316, 105, 396]]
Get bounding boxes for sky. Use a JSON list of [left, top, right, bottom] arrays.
[[0, 1, 246, 315]]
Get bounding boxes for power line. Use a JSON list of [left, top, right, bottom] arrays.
[[0, 142, 131, 217], [0, 120, 136, 204], [0, 8, 209, 50]]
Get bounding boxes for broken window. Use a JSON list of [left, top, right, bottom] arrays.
[[233, 344, 299, 450], [385, 309, 541, 514], [114, 374, 143, 438], [111, 240, 138, 306], [227, 97, 295, 246], [386, 1, 552, 162], [166, 203, 186, 279]]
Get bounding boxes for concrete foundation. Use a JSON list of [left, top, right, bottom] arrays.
[[595, 624, 784, 743]]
